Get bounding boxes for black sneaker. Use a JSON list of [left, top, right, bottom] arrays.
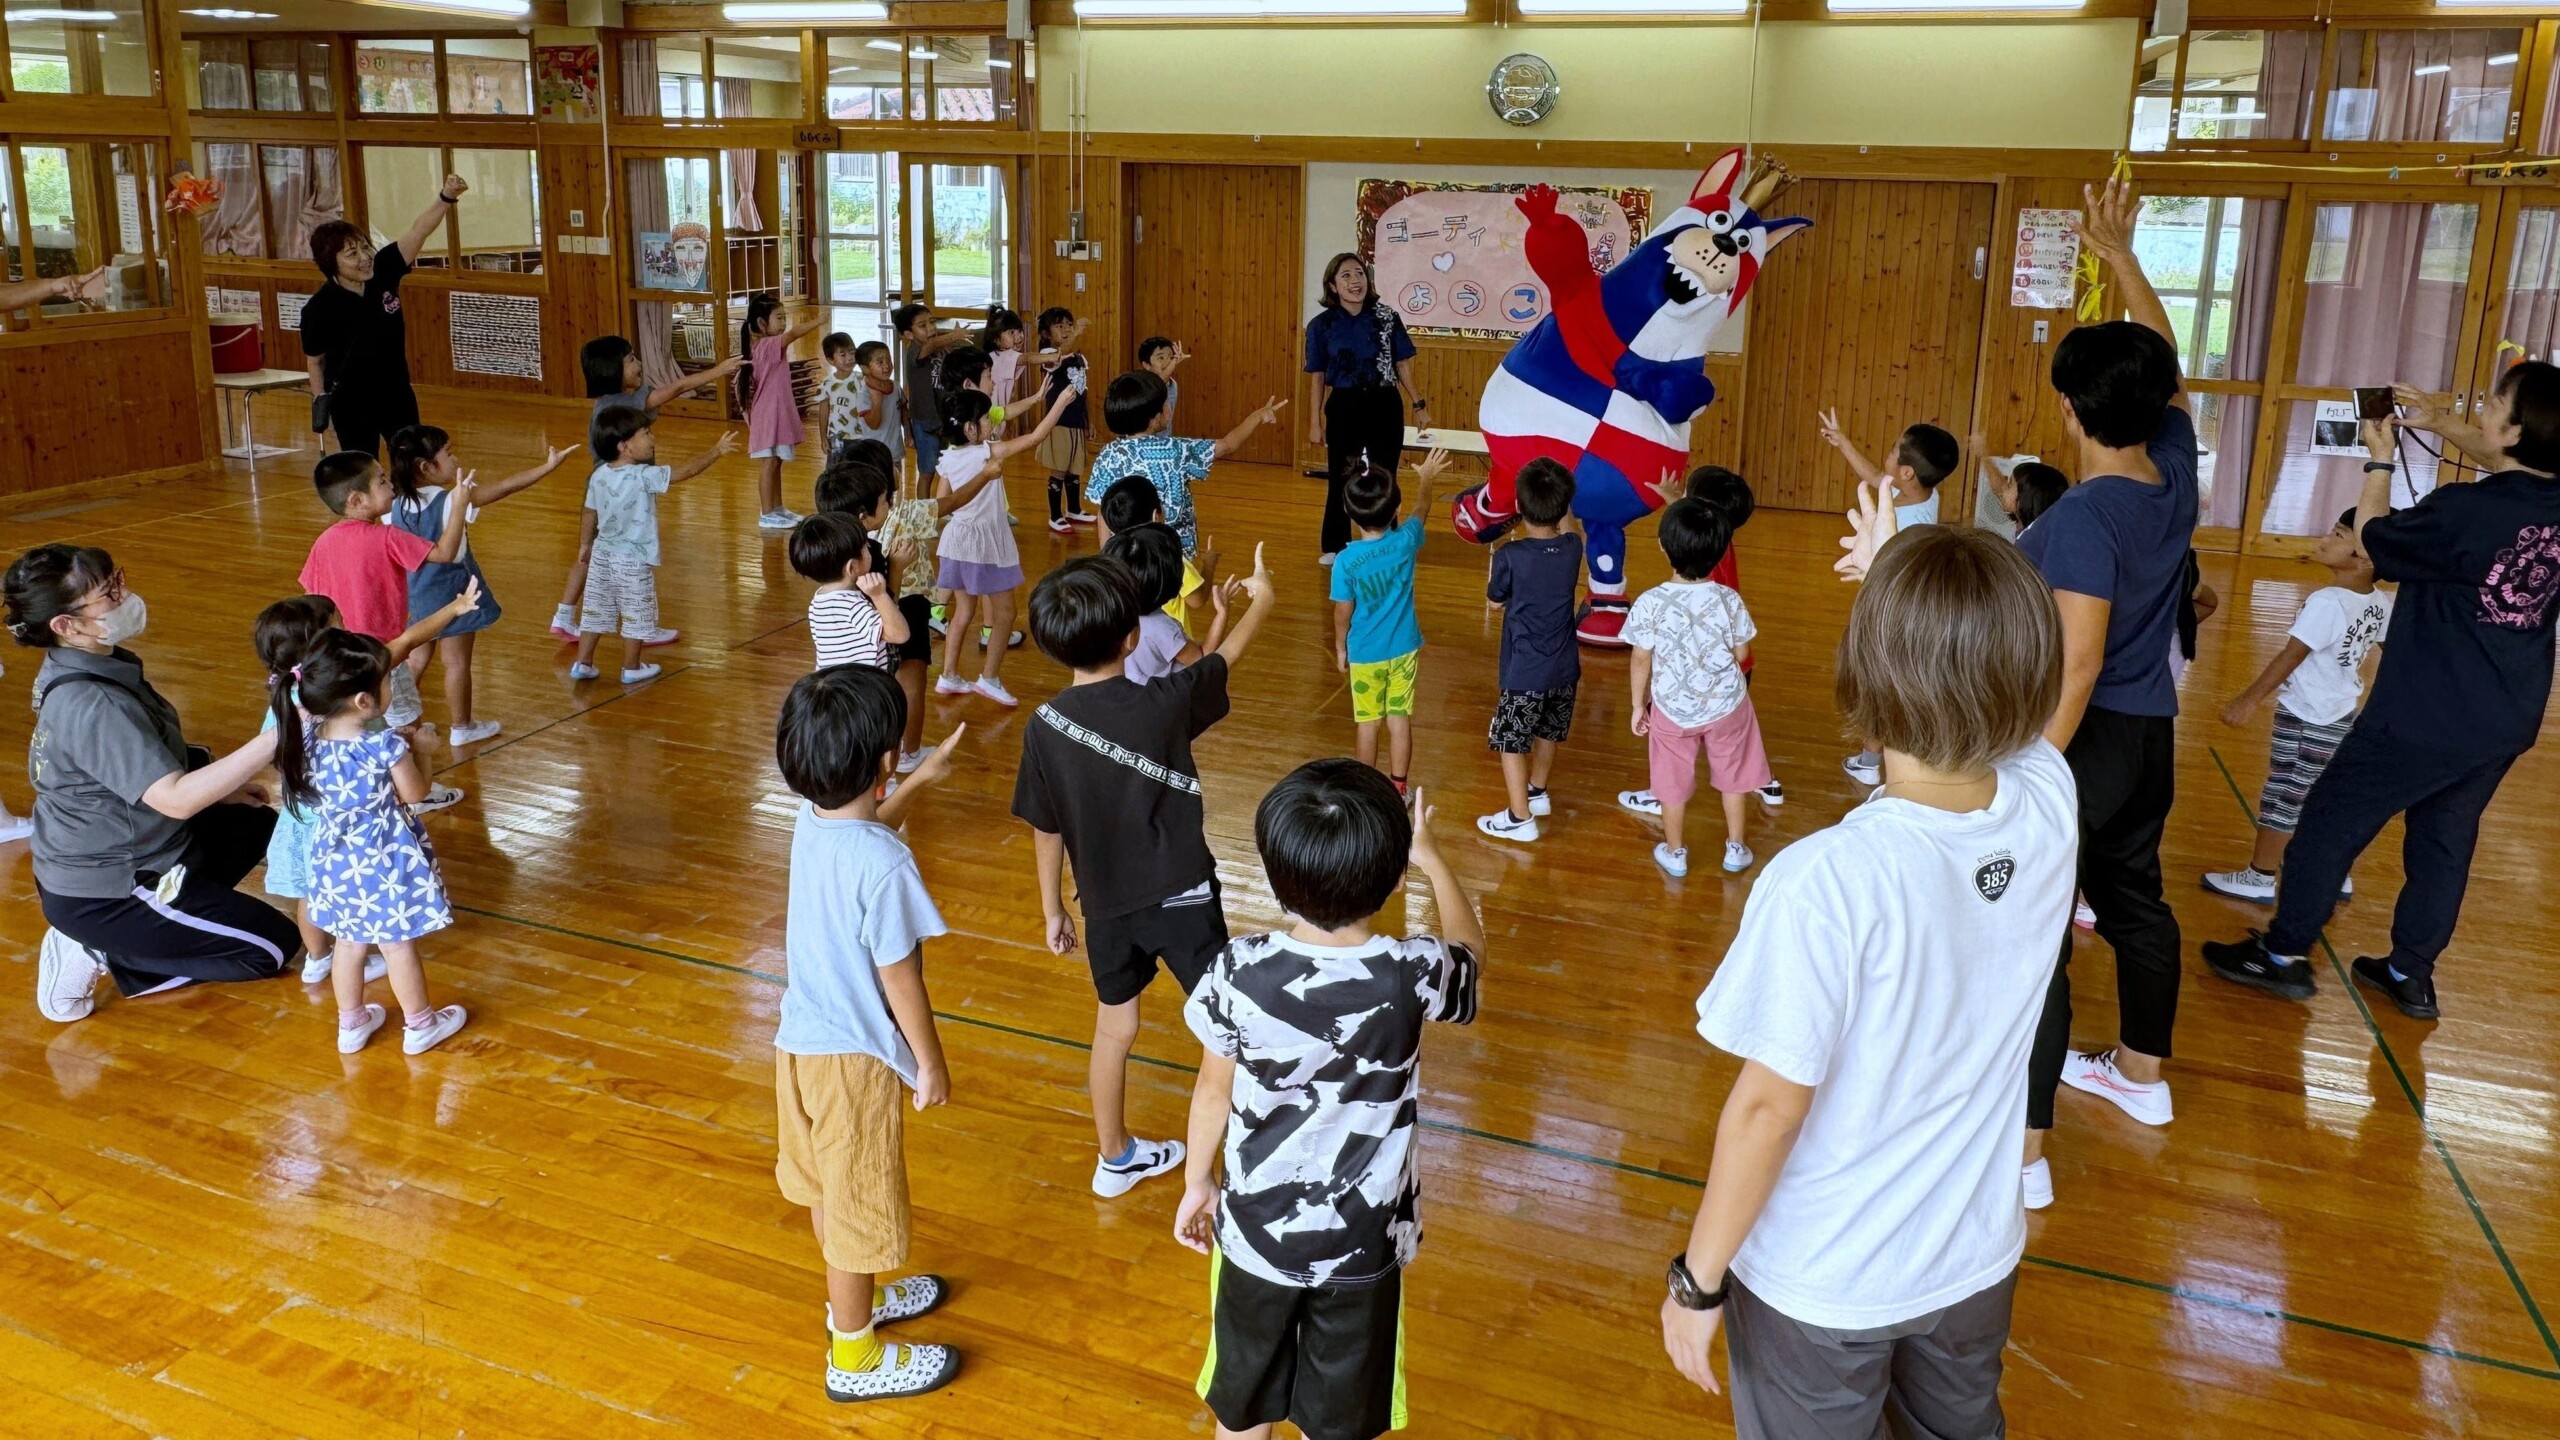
[[2351, 956, 2439, 1020], [2201, 932, 2316, 1002]]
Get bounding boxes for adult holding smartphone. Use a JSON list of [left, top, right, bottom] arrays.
[[303, 175, 468, 457]]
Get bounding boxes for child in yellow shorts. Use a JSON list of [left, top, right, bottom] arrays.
[[1329, 448, 1448, 792]]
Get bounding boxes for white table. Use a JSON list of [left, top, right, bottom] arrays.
[[214, 367, 311, 476], [1405, 425, 1488, 458]]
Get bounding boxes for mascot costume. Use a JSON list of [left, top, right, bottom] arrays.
[[1451, 148, 1808, 645]]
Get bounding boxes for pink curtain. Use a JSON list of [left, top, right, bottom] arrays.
[[2327, 28, 2518, 145], [197, 38, 251, 109], [2201, 198, 2284, 529], [2257, 31, 2322, 142], [259, 145, 341, 267], [618, 39, 660, 119], [199, 142, 265, 258], [2499, 208, 2560, 366], [624, 158, 683, 392], [714, 79, 764, 233]]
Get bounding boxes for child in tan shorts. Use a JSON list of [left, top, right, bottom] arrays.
[[772, 665, 964, 1403]]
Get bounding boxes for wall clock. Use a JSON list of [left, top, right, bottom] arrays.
[[1487, 52, 1559, 128]]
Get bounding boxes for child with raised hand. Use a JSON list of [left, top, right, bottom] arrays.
[[1013, 543, 1277, 1201], [1177, 766, 1482, 1440], [932, 386, 1076, 708], [574, 407, 740, 686], [771, 664, 965, 1404], [819, 333, 902, 471], [301, 451, 471, 803], [1818, 416, 1958, 787], [1033, 306, 1095, 527], [564, 334, 746, 641], [982, 307, 1032, 417], [1331, 448, 1448, 792], [1620, 498, 1770, 878], [738, 294, 827, 532], [1138, 335, 1189, 429], [791, 511, 911, 673], [1478, 457, 1583, 843], [1104, 521, 1230, 683], [256, 581, 486, 982], [1086, 371, 1285, 556], [2200, 506, 2390, 915], [818, 448, 1004, 770], [272, 629, 467, 1055], [384, 424, 575, 747]]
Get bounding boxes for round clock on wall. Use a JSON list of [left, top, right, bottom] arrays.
[[1487, 52, 1559, 128]]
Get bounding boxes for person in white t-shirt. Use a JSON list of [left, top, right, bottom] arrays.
[[1660, 512, 2075, 1437], [2200, 507, 2391, 920]]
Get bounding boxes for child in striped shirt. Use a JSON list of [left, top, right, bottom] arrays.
[[791, 511, 910, 672]]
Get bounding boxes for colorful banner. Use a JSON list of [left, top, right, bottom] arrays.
[[1355, 178, 1651, 342], [536, 44, 600, 123]]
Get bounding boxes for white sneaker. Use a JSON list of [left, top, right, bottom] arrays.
[[1617, 789, 1663, 818], [301, 952, 389, 985], [1653, 843, 1689, 878], [2202, 866, 2276, 904], [1066, 511, 1097, 526], [1476, 809, 1539, 843], [336, 1002, 386, 1054], [568, 662, 600, 682], [2340, 875, 2355, 900], [971, 676, 1018, 707], [1046, 516, 1073, 533], [2060, 1049, 2173, 1126], [1722, 840, 1755, 874], [412, 784, 466, 816], [824, 1340, 959, 1403], [36, 929, 108, 1022], [449, 720, 502, 747], [1092, 1137, 1185, 1197], [927, 610, 949, 636], [637, 625, 682, 647], [550, 604, 579, 640], [759, 508, 805, 531], [980, 627, 1025, 650], [1842, 752, 1883, 787], [1757, 781, 1785, 809], [2022, 1158, 2054, 1211], [1318, 553, 1336, 567], [896, 749, 925, 775], [1525, 787, 1552, 818], [619, 663, 663, 684], [0, 814, 31, 844], [401, 1004, 469, 1055], [2073, 898, 2096, 931], [932, 672, 973, 696]]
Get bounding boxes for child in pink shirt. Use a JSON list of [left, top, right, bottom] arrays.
[[740, 293, 825, 534], [299, 452, 469, 798]]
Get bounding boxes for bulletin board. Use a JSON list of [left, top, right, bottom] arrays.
[[1354, 178, 1651, 341]]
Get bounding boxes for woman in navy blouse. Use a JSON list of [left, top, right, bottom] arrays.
[[1304, 253, 1430, 559]]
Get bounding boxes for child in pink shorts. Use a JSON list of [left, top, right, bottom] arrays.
[[1619, 498, 1771, 878]]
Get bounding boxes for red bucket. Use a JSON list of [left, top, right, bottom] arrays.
[[209, 313, 263, 374]]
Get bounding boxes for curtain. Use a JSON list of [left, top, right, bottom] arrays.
[[2333, 29, 2514, 145], [625, 158, 683, 392], [618, 39, 660, 119], [198, 38, 251, 110], [716, 79, 764, 232], [2501, 208, 2560, 366], [199, 142, 266, 259], [2257, 31, 2321, 142]]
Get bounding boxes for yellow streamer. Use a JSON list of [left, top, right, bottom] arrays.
[[2074, 249, 2107, 324], [2110, 151, 2134, 183]]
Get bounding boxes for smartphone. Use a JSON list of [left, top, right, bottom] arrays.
[[2352, 386, 2396, 421]]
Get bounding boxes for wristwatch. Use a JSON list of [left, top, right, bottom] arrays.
[[1666, 1253, 1728, 1312]]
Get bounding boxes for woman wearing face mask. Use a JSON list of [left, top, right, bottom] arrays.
[[6, 544, 300, 1023], [1304, 252, 1429, 561]]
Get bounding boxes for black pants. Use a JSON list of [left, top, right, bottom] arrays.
[[2264, 726, 2518, 980], [2028, 706, 2180, 1131], [37, 803, 300, 997], [328, 384, 421, 458], [1322, 385, 1405, 556]]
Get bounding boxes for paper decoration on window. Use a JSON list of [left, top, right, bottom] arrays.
[[205, 286, 262, 319], [116, 174, 144, 254], [2309, 399, 2364, 457], [2011, 208, 2081, 311], [1354, 178, 1651, 341], [449, 291, 542, 380], [536, 44, 600, 122], [277, 292, 307, 331]]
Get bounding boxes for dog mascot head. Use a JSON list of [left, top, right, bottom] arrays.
[[1603, 149, 1811, 363]]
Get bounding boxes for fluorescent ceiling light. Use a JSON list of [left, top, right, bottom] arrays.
[[7, 8, 117, 19], [909, 46, 937, 59], [2411, 63, 2452, 78], [1518, 0, 1746, 13], [1072, 0, 1467, 17], [182, 6, 278, 13], [722, 2, 889, 20], [372, 0, 530, 16], [1828, 0, 2081, 11], [2488, 53, 2519, 67], [864, 38, 902, 51]]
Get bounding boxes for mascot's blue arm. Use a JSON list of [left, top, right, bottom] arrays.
[[1613, 353, 1719, 425]]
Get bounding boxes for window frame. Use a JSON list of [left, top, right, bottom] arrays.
[[2139, 18, 2548, 158], [186, 32, 340, 117], [0, 136, 175, 331], [0, 1, 160, 104], [347, 33, 534, 123], [350, 141, 544, 279]]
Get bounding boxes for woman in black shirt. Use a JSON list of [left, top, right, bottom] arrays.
[[1303, 253, 1430, 559], [302, 174, 468, 457]]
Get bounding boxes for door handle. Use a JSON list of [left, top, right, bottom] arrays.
[[1972, 246, 1985, 281]]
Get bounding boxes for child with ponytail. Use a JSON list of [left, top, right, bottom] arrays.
[[738, 293, 827, 533], [274, 628, 470, 1055], [385, 423, 574, 746]]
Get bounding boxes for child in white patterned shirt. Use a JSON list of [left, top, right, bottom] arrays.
[[1619, 498, 1771, 880]]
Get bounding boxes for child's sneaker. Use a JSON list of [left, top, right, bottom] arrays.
[[1046, 516, 1073, 533], [303, 952, 389, 985], [1722, 840, 1755, 874], [1758, 781, 1785, 808], [980, 627, 1025, 649], [933, 672, 973, 696], [1091, 1137, 1185, 1197], [824, 1340, 959, 1403], [2073, 897, 2096, 930], [336, 1002, 386, 1054], [2022, 1158, 2054, 1211], [620, 663, 663, 684], [0, 813, 33, 844], [412, 784, 466, 816], [549, 604, 579, 642], [1842, 752, 1883, 787], [896, 748, 926, 774], [928, 605, 949, 635], [402, 1004, 469, 1055], [637, 625, 682, 647], [1066, 510, 1096, 526], [568, 662, 600, 682], [2202, 866, 2276, 904], [759, 508, 805, 531], [868, 1276, 947, 1326], [1525, 786, 1552, 817], [1653, 842, 1689, 878], [449, 720, 502, 747], [1475, 809, 1539, 843], [2059, 1049, 2172, 1126], [970, 676, 1017, 707], [1617, 789, 1663, 818]]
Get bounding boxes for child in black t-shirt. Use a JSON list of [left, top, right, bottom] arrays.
[[1011, 542, 1275, 1199]]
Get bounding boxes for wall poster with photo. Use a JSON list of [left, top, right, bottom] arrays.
[[1354, 178, 1651, 341], [636, 222, 712, 292]]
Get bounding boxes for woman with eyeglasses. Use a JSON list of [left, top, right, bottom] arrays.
[[6, 544, 301, 1023]]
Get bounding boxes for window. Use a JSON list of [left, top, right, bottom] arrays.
[[825, 37, 905, 121], [446, 38, 531, 116], [623, 37, 706, 119], [361, 146, 450, 267], [923, 161, 1006, 309], [4, 1, 153, 98], [2502, 207, 2560, 366], [2134, 28, 2322, 151], [356, 39, 439, 115], [712, 36, 803, 118], [2322, 28, 2525, 146], [194, 141, 267, 259], [3, 141, 168, 317], [261, 145, 344, 266], [2133, 195, 2282, 383], [912, 33, 1019, 125], [451, 149, 540, 273]]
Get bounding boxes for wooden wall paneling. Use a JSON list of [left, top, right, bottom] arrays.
[[1028, 148, 1122, 415], [1968, 176, 2088, 523], [1124, 163, 1303, 468], [541, 138, 619, 403], [0, 327, 209, 498]]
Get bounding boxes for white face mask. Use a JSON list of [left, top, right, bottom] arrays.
[[90, 592, 147, 647]]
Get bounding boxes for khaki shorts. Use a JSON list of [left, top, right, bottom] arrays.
[[774, 1050, 911, 1274], [1036, 424, 1086, 476]]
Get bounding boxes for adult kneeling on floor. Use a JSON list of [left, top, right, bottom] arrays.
[[8, 544, 300, 1021]]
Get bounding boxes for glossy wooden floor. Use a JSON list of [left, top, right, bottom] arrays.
[[4, 391, 2559, 1437]]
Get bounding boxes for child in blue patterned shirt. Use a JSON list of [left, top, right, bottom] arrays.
[[1085, 371, 1286, 556]]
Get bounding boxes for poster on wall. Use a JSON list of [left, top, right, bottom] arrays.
[[449, 54, 532, 116], [535, 44, 601, 122], [276, 292, 307, 331], [2011, 207, 2081, 310], [204, 286, 262, 319], [2309, 399, 2365, 457], [354, 47, 437, 115], [1354, 178, 1651, 341], [449, 291, 543, 380], [635, 223, 712, 292]]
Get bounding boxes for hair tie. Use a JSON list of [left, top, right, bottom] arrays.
[[290, 664, 303, 680]]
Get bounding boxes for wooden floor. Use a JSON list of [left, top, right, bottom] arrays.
[[4, 390, 2559, 1438]]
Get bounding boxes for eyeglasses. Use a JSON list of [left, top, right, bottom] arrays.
[[78, 570, 128, 614]]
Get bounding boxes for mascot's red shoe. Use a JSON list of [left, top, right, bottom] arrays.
[[1576, 593, 1633, 647], [1451, 483, 1517, 544]]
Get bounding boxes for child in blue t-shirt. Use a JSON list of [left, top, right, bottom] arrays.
[[1329, 448, 1447, 792]]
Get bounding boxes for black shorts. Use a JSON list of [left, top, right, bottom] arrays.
[[895, 594, 932, 665], [1083, 881, 1226, 1006], [1487, 685, 1575, 753], [1200, 1254, 1405, 1440]]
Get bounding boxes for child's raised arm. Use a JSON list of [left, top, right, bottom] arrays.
[[648, 353, 744, 410], [1179, 579, 1236, 667], [1406, 787, 1486, 960], [1408, 446, 1450, 524], [1816, 407, 1883, 486], [423, 479, 478, 565], [2219, 639, 2313, 729], [1212, 545, 1275, 669], [987, 375, 1078, 464], [388, 576, 482, 663], [1212, 396, 1288, 459], [472, 444, 578, 507], [670, 430, 741, 484]]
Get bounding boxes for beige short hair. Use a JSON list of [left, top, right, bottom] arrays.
[[1834, 526, 2061, 773]]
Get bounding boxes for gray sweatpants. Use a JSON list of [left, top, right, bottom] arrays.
[[1726, 1270, 2014, 1440]]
